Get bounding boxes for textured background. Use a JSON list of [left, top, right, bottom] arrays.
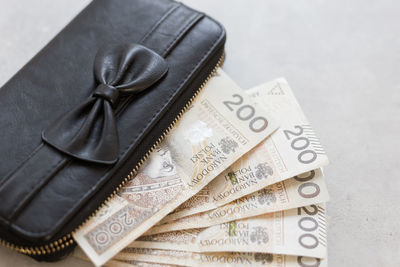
[[1, 0, 399, 266]]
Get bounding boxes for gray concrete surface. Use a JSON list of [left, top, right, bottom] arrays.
[[1, 0, 399, 266]]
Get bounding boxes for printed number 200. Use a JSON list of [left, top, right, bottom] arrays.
[[223, 94, 268, 133], [283, 126, 317, 164]]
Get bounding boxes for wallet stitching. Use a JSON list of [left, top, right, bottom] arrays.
[[8, 157, 67, 223], [140, 3, 180, 44], [1, 3, 183, 225], [116, 14, 207, 156], [0, 3, 182, 194], [9, 17, 224, 236], [0, 143, 44, 190], [160, 13, 203, 57], [118, 26, 222, 158]]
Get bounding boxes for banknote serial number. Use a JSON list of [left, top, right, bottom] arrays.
[[223, 94, 268, 133], [284, 126, 317, 164]]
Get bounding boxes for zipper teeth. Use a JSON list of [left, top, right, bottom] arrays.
[[0, 234, 74, 256], [0, 52, 225, 256]]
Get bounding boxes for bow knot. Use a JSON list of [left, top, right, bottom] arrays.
[[93, 84, 119, 107], [42, 44, 168, 164]]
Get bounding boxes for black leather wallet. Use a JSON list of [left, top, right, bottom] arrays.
[[0, 0, 225, 261]]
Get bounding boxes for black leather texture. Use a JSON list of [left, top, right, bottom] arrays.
[[0, 0, 225, 260], [42, 43, 169, 164]]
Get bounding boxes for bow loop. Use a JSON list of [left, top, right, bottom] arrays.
[[93, 84, 119, 107], [42, 44, 168, 164], [94, 44, 168, 92]]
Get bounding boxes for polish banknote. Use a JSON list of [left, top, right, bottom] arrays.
[[73, 249, 179, 267], [161, 79, 329, 222], [110, 260, 179, 267], [196, 204, 327, 258], [73, 69, 278, 266], [140, 169, 329, 234], [108, 260, 179, 267], [130, 204, 327, 259], [74, 247, 326, 267], [114, 248, 327, 267]]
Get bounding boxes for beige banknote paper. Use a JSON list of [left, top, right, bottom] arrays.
[[131, 204, 327, 259], [161, 79, 329, 222], [113, 247, 327, 267], [73, 249, 179, 267], [143, 169, 328, 234], [75, 246, 326, 267], [196, 203, 327, 258], [109, 260, 180, 267], [73, 69, 278, 266]]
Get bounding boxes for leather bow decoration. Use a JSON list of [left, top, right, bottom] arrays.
[[42, 44, 168, 164]]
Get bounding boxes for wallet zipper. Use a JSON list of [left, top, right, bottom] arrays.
[[0, 51, 225, 257]]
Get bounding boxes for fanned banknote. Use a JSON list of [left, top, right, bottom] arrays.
[[136, 169, 329, 234], [130, 204, 327, 259], [114, 248, 327, 267], [109, 260, 180, 267], [196, 204, 327, 258], [110, 260, 180, 267], [73, 249, 179, 267], [74, 246, 327, 267], [73, 69, 278, 266], [161, 79, 329, 222]]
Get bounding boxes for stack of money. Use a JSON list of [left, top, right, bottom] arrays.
[[73, 69, 329, 267]]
